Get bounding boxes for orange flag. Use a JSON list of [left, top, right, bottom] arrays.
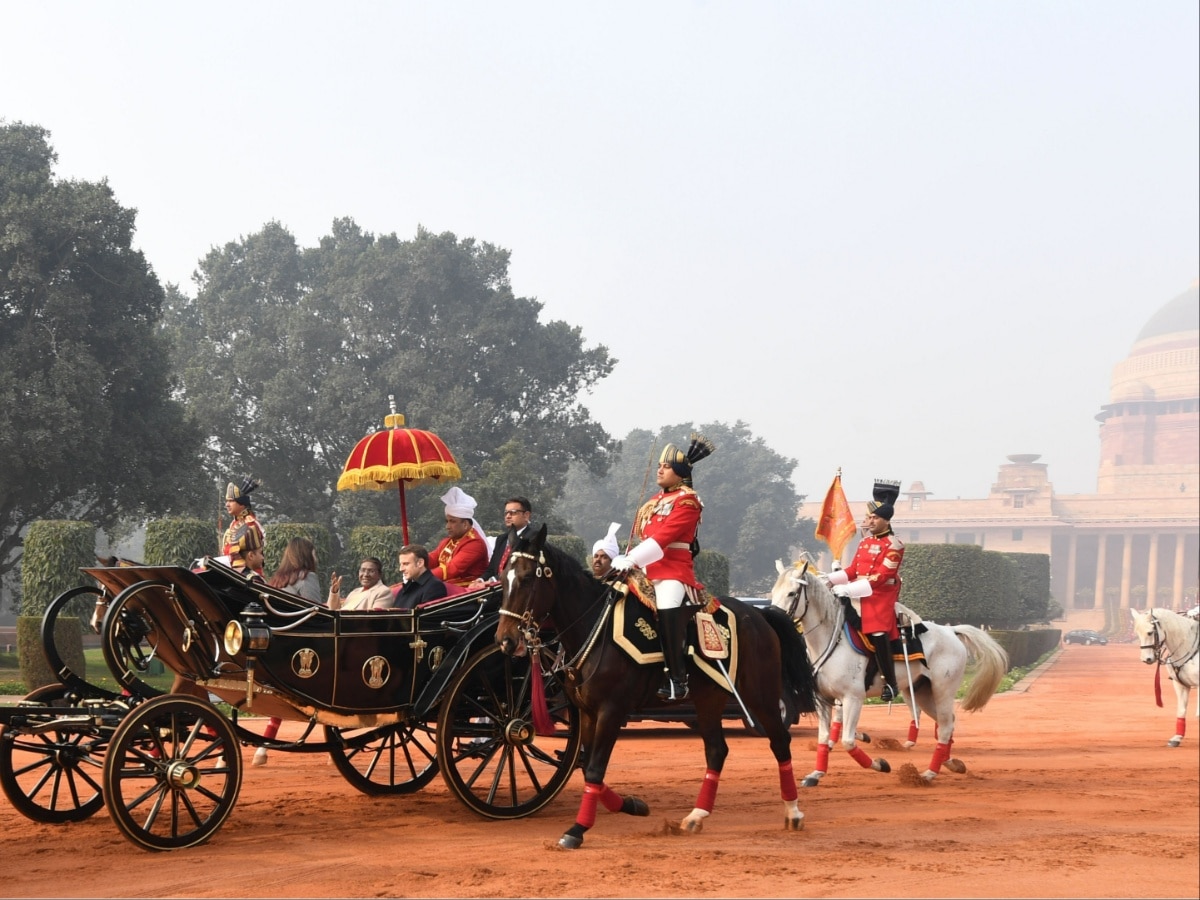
[[814, 472, 856, 564]]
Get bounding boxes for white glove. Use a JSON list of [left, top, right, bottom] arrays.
[[826, 569, 850, 587], [842, 579, 873, 599], [610, 554, 635, 571], [831, 584, 850, 598]]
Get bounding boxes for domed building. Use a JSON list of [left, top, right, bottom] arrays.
[[807, 283, 1199, 614]]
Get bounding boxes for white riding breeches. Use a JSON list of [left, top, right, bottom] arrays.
[[654, 579, 686, 610]]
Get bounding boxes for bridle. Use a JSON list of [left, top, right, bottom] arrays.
[[1142, 612, 1200, 673], [779, 566, 843, 676], [498, 549, 554, 630]]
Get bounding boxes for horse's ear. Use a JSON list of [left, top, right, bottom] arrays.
[[534, 522, 548, 547], [775, 559, 784, 574]]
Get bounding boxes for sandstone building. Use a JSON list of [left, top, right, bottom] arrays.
[[805, 283, 1199, 612]]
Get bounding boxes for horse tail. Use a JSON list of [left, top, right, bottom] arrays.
[[952, 626, 1010, 712], [761, 605, 818, 714]]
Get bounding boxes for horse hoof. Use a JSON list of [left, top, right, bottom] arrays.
[[683, 818, 704, 834], [903, 741, 916, 749], [943, 758, 967, 774], [785, 813, 805, 831], [557, 833, 583, 850], [873, 759, 891, 774], [801, 772, 824, 788], [1168, 737, 1183, 748], [857, 731, 871, 744], [921, 770, 938, 782], [623, 796, 650, 817]]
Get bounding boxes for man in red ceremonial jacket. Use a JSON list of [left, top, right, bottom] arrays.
[[222, 476, 265, 573], [826, 478, 905, 701], [611, 434, 715, 701], [430, 486, 490, 586]]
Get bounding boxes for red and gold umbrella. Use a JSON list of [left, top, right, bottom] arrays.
[[336, 396, 461, 545]]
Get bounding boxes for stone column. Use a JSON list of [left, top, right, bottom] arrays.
[[1066, 532, 1078, 609], [1094, 535, 1107, 610], [1172, 533, 1185, 610], [1146, 533, 1160, 610], [1119, 534, 1133, 609]]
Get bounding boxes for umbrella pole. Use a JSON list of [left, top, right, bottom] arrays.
[[398, 481, 410, 546]]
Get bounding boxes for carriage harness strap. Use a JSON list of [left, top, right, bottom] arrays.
[[1144, 614, 1200, 680], [500, 549, 620, 675]]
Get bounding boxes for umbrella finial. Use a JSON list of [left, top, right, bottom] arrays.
[[385, 394, 405, 429]]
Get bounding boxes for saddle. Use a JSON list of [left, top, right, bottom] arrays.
[[609, 590, 740, 693], [838, 596, 928, 690]]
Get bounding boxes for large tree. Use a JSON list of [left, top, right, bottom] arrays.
[[163, 218, 617, 554], [0, 122, 205, 591], [558, 422, 813, 594]]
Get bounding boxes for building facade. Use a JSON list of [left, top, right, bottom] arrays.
[[805, 283, 1199, 612]]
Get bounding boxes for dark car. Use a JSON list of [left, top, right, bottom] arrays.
[[626, 598, 801, 732], [1064, 629, 1108, 645]]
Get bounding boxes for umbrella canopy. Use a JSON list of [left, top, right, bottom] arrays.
[[337, 396, 461, 544]]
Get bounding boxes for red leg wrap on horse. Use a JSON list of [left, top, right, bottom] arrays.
[[1175, 718, 1187, 737], [815, 743, 830, 772], [696, 769, 720, 812], [599, 785, 624, 812], [929, 741, 951, 773], [263, 717, 281, 740], [578, 782, 603, 828], [778, 760, 798, 802], [907, 720, 919, 743], [847, 746, 874, 768], [830, 721, 843, 743]]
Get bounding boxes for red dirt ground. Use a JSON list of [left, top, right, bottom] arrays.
[[3, 641, 1197, 899]]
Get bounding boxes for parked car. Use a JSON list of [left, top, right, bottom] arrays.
[[1064, 629, 1108, 645], [626, 598, 801, 732]]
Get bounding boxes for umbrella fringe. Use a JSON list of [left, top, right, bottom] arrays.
[[336, 464, 461, 490]]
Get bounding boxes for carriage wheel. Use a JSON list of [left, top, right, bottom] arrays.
[[41, 586, 119, 699], [99, 581, 168, 700], [436, 644, 581, 819], [0, 684, 108, 823], [324, 719, 439, 795], [102, 694, 242, 851]]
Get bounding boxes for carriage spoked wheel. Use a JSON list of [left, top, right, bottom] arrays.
[[99, 580, 170, 700], [102, 694, 242, 851], [41, 586, 121, 700], [324, 718, 440, 795], [436, 643, 581, 819], [0, 683, 108, 823]]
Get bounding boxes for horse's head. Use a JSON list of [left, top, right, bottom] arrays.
[[495, 522, 554, 657], [1130, 608, 1160, 665], [771, 559, 810, 620]]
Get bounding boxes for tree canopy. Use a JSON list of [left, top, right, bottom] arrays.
[[0, 122, 204, 585], [557, 422, 812, 594], [162, 217, 618, 554]]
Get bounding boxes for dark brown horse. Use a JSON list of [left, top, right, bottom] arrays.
[[494, 524, 815, 849]]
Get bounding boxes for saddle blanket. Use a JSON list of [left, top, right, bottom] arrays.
[[611, 595, 740, 691]]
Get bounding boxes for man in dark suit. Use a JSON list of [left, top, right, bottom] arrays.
[[394, 545, 449, 609], [470, 496, 538, 589]]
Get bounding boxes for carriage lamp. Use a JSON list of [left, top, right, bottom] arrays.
[[223, 601, 271, 656]]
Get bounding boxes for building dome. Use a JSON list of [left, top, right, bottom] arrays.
[[1134, 282, 1199, 346], [1109, 282, 1199, 405]]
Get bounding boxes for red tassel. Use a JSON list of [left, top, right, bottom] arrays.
[[1154, 663, 1164, 708], [530, 657, 556, 736]]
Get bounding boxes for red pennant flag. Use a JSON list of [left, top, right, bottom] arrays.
[[815, 472, 856, 563]]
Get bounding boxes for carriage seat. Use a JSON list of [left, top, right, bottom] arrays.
[[387, 578, 471, 608]]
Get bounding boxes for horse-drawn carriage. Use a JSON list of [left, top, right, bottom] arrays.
[[0, 558, 581, 850]]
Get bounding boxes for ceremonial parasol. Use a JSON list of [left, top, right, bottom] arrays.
[[336, 395, 461, 545]]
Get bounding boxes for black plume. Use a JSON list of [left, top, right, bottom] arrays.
[[685, 433, 715, 466]]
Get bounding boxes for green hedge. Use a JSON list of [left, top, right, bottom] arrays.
[[1002, 552, 1053, 624], [144, 517, 218, 567], [902, 544, 1023, 627], [20, 520, 95, 618], [17, 615, 85, 691], [695, 550, 730, 597], [346, 525, 408, 586], [988, 629, 1062, 669]]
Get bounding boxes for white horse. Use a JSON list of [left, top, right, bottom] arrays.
[[770, 560, 1009, 784], [1130, 607, 1200, 747]]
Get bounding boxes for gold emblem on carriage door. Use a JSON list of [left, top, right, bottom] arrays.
[[292, 648, 319, 678], [364, 655, 390, 689]]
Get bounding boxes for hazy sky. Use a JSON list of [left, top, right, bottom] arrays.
[[4, 1, 1197, 504]]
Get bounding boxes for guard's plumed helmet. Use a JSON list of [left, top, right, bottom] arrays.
[[867, 479, 901, 521], [226, 476, 260, 508], [659, 433, 716, 485]]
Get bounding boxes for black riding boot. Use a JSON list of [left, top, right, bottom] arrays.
[[871, 632, 900, 702], [656, 607, 690, 701]]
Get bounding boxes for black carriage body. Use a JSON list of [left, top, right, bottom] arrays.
[[85, 559, 499, 725]]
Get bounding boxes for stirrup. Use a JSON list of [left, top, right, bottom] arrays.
[[657, 676, 689, 701], [880, 684, 898, 703]]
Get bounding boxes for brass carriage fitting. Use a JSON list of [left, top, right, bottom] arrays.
[[242, 601, 271, 652]]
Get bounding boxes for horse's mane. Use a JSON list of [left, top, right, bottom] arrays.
[[529, 537, 604, 599]]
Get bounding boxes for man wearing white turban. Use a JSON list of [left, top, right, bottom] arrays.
[[591, 522, 622, 578], [430, 486, 491, 586]]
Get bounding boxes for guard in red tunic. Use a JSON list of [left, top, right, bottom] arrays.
[[826, 479, 905, 702], [222, 477, 265, 573], [611, 434, 716, 701], [430, 486, 490, 587]]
